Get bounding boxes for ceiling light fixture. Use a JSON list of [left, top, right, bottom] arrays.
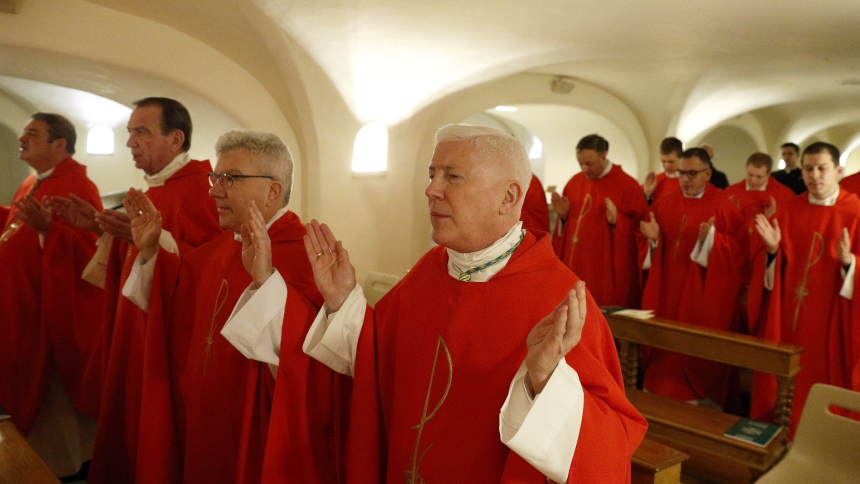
[[495, 105, 518, 112]]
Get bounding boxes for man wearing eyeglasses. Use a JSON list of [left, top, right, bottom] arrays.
[[118, 131, 339, 483], [750, 142, 860, 435], [550, 134, 648, 308], [57, 97, 223, 484], [639, 147, 747, 408]]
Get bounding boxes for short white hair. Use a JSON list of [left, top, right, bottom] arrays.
[[215, 130, 293, 206], [434, 124, 531, 187]]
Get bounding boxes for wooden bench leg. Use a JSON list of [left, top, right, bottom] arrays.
[[619, 340, 639, 391], [774, 376, 794, 429]]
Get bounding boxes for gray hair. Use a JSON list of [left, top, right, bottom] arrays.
[[434, 124, 531, 187], [215, 130, 293, 206]]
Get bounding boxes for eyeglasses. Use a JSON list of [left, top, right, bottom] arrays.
[[674, 168, 710, 179], [208, 172, 276, 188]]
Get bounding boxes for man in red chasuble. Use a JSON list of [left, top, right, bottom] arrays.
[[120, 130, 342, 483], [48, 98, 223, 484], [640, 148, 747, 407], [551, 134, 648, 308], [0, 113, 103, 476], [290, 125, 646, 483], [642, 137, 683, 206], [750, 142, 860, 434]]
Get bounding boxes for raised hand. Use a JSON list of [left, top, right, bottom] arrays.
[[640, 211, 660, 240], [837, 228, 853, 266], [551, 191, 571, 220], [46, 194, 101, 234], [95, 208, 133, 245], [241, 200, 274, 289], [698, 216, 715, 244], [525, 281, 587, 394], [643, 171, 657, 198], [303, 220, 356, 312], [123, 188, 161, 262], [763, 196, 777, 219], [605, 197, 617, 226], [14, 195, 51, 233], [754, 213, 781, 254]]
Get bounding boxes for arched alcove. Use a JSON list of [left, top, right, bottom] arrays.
[[696, 125, 759, 185], [0, 123, 29, 205]]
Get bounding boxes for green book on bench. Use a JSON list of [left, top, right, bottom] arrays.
[[723, 418, 781, 447]]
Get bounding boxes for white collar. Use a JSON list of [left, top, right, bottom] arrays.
[[682, 187, 706, 199], [745, 179, 768, 191], [144, 152, 191, 187], [232, 205, 290, 241], [446, 221, 525, 282], [808, 187, 839, 206], [36, 167, 56, 180]]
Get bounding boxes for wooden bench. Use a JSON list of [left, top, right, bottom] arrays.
[[605, 312, 803, 482], [632, 437, 688, 484], [0, 420, 59, 484]]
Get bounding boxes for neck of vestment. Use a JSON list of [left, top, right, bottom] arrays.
[[445, 221, 523, 282], [370, 231, 581, 482], [145, 151, 191, 187], [170, 209, 321, 482]]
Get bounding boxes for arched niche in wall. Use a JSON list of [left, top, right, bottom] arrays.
[[694, 125, 760, 186], [461, 105, 640, 193]]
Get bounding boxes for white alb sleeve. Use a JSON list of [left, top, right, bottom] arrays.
[[81, 232, 114, 289], [302, 284, 367, 377], [221, 270, 287, 378], [690, 224, 715, 267], [840, 254, 856, 300], [121, 252, 158, 312], [500, 359, 584, 483], [642, 238, 658, 270]]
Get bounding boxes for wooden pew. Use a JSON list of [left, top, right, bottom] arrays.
[[632, 437, 688, 484], [605, 312, 803, 483], [0, 420, 59, 484]]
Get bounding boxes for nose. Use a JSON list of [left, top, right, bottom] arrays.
[[126, 134, 135, 148], [425, 177, 442, 200], [208, 180, 224, 197]]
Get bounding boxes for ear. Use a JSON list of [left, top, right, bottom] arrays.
[[500, 180, 524, 215], [170, 129, 185, 150], [705, 167, 712, 182], [266, 179, 284, 208], [51, 137, 67, 154]]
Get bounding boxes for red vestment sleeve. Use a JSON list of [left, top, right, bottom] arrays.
[[344, 306, 385, 483], [244, 285, 350, 484]]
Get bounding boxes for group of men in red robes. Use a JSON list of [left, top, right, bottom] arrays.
[[1, 99, 345, 483], [548, 131, 860, 436]]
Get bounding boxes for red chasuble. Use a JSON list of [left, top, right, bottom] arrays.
[[649, 172, 680, 205], [552, 164, 648, 308], [88, 160, 222, 484], [641, 186, 748, 403], [520, 174, 549, 234], [0, 158, 102, 436], [747, 190, 860, 433], [346, 231, 647, 483], [840, 171, 860, 195], [725, 179, 795, 242], [163, 211, 337, 484]]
